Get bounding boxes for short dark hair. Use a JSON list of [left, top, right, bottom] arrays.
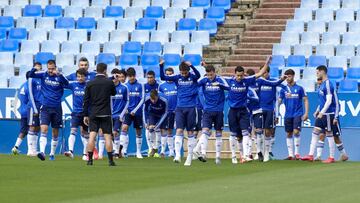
[[265, 66, 270, 73], [165, 67, 174, 73], [111, 68, 121, 75], [96, 63, 107, 73], [47, 60, 56, 66], [33, 62, 41, 67], [205, 65, 215, 73], [147, 70, 155, 77], [119, 69, 127, 77], [235, 66, 244, 73], [284, 69, 295, 76], [150, 89, 158, 100], [78, 57, 88, 63], [76, 68, 87, 76], [246, 68, 255, 76], [316, 65, 328, 73], [179, 62, 190, 72], [126, 67, 136, 77]]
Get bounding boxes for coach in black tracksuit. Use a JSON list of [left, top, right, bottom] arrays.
[[83, 63, 116, 166]]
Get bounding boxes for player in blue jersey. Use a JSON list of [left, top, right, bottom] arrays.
[[302, 66, 338, 164], [278, 69, 309, 160], [143, 89, 168, 157], [110, 69, 129, 159], [159, 67, 178, 158], [193, 85, 205, 161], [63, 69, 89, 160], [159, 60, 201, 166], [66, 57, 96, 81], [29, 60, 69, 161], [121, 67, 145, 159]]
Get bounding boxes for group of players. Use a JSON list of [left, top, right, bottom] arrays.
[[11, 56, 349, 166]]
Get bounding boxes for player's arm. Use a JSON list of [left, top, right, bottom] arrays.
[[190, 65, 201, 80], [28, 78, 39, 114], [254, 56, 272, 78], [131, 83, 145, 115], [82, 84, 91, 118], [217, 76, 230, 90], [119, 86, 129, 122], [58, 72, 70, 87], [142, 98, 150, 128], [155, 97, 168, 130], [28, 68, 45, 78], [333, 91, 340, 124], [302, 88, 309, 121], [159, 61, 177, 81], [318, 80, 333, 118], [258, 75, 286, 87]]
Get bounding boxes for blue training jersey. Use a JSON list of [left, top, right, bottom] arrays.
[[160, 64, 201, 108], [158, 81, 177, 112], [143, 95, 168, 128], [18, 82, 29, 118], [247, 87, 261, 114], [280, 83, 307, 118], [225, 76, 256, 108], [66, 71, 96, 81], [66, 81, 86, 114], [257, 77, 284, 111], [198, 76, 228, 112], [111, 82, 129, 119], [29, 68, 69, 107], [144, 82, 159, 96], [126, 80, 144, 115], [318, 79, 338, 116], [27, 77, 42, 114]]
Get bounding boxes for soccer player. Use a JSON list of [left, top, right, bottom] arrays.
[[158, 67, 177, 157], [63, 69, 89, 160], [278, 69, 309, 160], [66, 57, 96, 81], [121, 67, 145, 159], [29, 60, 69, 161], [159, 61, 200, 166], [302, 65, 338, 163], [111, 68, 129, 159], [192, 87, 204, 159]]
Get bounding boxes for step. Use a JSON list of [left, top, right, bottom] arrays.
[[228, 55, 268, 61], [243, 31, 282, 37], [239, 43, 274, 49], [261, 2, 301, 8], [250, 19, 287, 25], [241, 36, 280, 43], [233, 48, 272, 55], [226, 60, 266, 67], [246, 24, 285, 31], [256, 8, 296, 14], [227, 8, 254, 16], [255, 13, 294, 19], [223, 21, 247, 28]]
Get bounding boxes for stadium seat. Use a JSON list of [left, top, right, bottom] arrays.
[[281, 32, 300, 45], [157, 18, 176, 33], [23, 5, 42, 17], [184, 43, 203, 56], [308, 55, 327, 67], [81, 41, 100, 55], [16, 17, 35, 30], [336, 45, 355, 58], [18, 65, 32, 77], [104, 6, 124, 19], [85, 7, 104, 21], [131, 30, 150, 44], [137, 18, 157, 30], [286, 55, 306, 68], [48, 29, 68, 43], [9, 76, 26, 88], [76, 54, 95, 67], [152, 0, 170, 9], [172, 0, 189, 10], [21, 40, 39, 54], [117, 18, 136, 32], [336, 9, 355, 22], [36, 17, 55, 31], [112, 0, 130, 7], [0, 39, 19, 52], [35, 52, 55, 64], [327, 67, 344, 83], [300, 32, 319, 46], [146, 66, 160, 78], [96, 18, 116, 32], [315, 9, 334, 22], [321, 32, 340, 45], [269, 66, 280, 79], [165, 7, 183, 22], [41, 40, 60, 55], [132, 0, 150, 8], [0, 29, 6, 40], [150, 30, 169, 45], [300, 0, 319, 10], [0, 0, 8, 8], [186, 7, 204, 22], [96, 53, 116, 66], [31, 0, 50, 8], [141, 54, 159, 68], [163, 42, 182, 55], [294, 44, 312, 58], [0, 16, 14, 30], [103, 41, 122, 56], [110, 30, 129, 43], [3, 6, 22, 19], [90, 30, 109, 44], [8, 28, 27, 41], [183, 54, 201, 66], [51, 0, 69, 8], [294, 8, 313, 22], [76, 17, 96, 31], [349, 21, 360, 32], [338, 79, 358, 92], [342, 33, 360, 46], [10, 0, 28, 8], [122, 41, 142, 55], [316, 44, 335, 58], [307, 21, 326, 33], [69, 29, 88, 43], [191, 30, 210, 46], [328, 21, 347, 34], [56, 53, 75, 68], [171, 31, 190, 45], [285, 20, 304, 33], [143, 41, 162, 55], [346, 68, 360, 82], [92, 0, 110, 8], [178, 18, 197, 31], [56, 17, 76, 29], [191, 0, 210, 9], [71, 0, 90, 8], [322, 0, 340, 10], [145, 6, 164, 18], [44, 5, 62, 18], [125, 7, 143, 20], [328, 56, 347, 70], [212, 0, 231, 11], [198, 19, 217, 35], [0, 52, 14, 65], [269, 55, 285, 69], [350, 56, 360, 68], [163, 53, 181, 68], [206, 7, 225, 24], [297, 79, 316, 92], [119, 54, 138, 67], [343, 0, 360, 9], [61, 41, 80, 54], [64, 6, 83, 20], [302, 67, 318, 81], [272, 44, 291, 57]]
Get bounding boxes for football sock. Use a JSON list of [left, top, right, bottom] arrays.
[[336, 143, 347, 155], [160, 133, 167, 154], [174, 134, 183, 158], [242, 130, 250, 157], [88, 151, 93, 161], [237, 141, 243, 155], [187, 134, 195, 158], [286, 136, 294, 157], [68, 131, 76, 152], [149, 131, 155, 149], [81, 134, 89, 155], [136, 133, 142, 154], [256, 130, 263, 154], [145, 129, 151, 150], [270, 136, 275, 153], [215, 133, 222, 158], [155, 130, 161, 150], [50, 137, 58, 156], [107, 152, 114, 162], [114, 136, 120, 154], [167, 134, 174, 155], [15, 137, 23, 148], [264, 136, 271, 156], [316, 140, 324, 158], [309, 131, 319, 156], [27, 131, 34, 152], [120, 131, 128, 154], [327, 135, 335, 158], [98, 135, 105, 157], [39, 133, 47, 153], [294, 133, 301, 155], [200, 131, 210, 156], [229, 133, 237, 158], [32, 132, 39, 152]]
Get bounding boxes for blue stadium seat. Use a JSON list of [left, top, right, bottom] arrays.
[[186, 7, 204, 22], [146, 66, 160, 78], [315, 9, 334, 22], [8, 28, 27, 41], [44, 5, 62, 18], [23, 5, 42, 17], [336, 9, 355, 22], [322, 32, 340, 45], [96, 53, 116, 66], [302, 67, 317, 81], [212, 0, 231, 11], [122, 41, 142, 55], [117, 18, 135, 32], [346, 68, 360, 82], [192, 0, 210, 9], [150, 30, 169, 45], [307, 20, 326, 33], [51, 0, 69, 7], [286, 55, 306, 68], [327, 67, 344, 83], [103, 41, 122, 56], [145, 6, 164, 18], [137, 18, 157, 30], [56, 17, 75, 29], [119, 54, 138, 67], [64, 6, 83, 20], [328, 56, 347, 70], [308, 55, 327, 67], [269, 55, 285, 69], [76, 17, 96, 31], [152, 0, 170, 9], [272, 44, 291, 57], [104, 6, 124, 19], [269, 66, 280, 79], [343, 0, 360, 8], [338, 79, 358, 92], [192, 30, 210, 46], [206, 7, 225, 24], [163, 53, 181, 68], [84, 7, 103, 21], [141, 54, 160, 69], [165, 7, 183, 21], [300, 32, 319, 46], [143, 42, 162, 55], [0, 29, 6, 40], [328, 21, 347, 34], [316, 44, 335, 58], [294, 44, 312, 58], [286, 20, 304, 33], [172, 0, 190, 10], [350, 56, 360, 67], [198, 19, 217, 35], [0, 16, 14, 30], [35, 52, 55, 64], [178, 18, 197, 31], [294, 8, 313, 22], [322, 0, 340, 10], [97, 18, 116, 32], [183, 54, 201, 66], [0, 39, 19, 52], [300, 0, 319, 10], [0, 52, 14, 64], [4, 5, 22, 19]]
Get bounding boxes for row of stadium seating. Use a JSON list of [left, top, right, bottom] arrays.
[[300, 0, 360, 10], [295, 8, 360, 22], [286, 20, 360, 34]]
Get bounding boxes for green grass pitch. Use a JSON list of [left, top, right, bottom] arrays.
[[0, 155, 359, 203]]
